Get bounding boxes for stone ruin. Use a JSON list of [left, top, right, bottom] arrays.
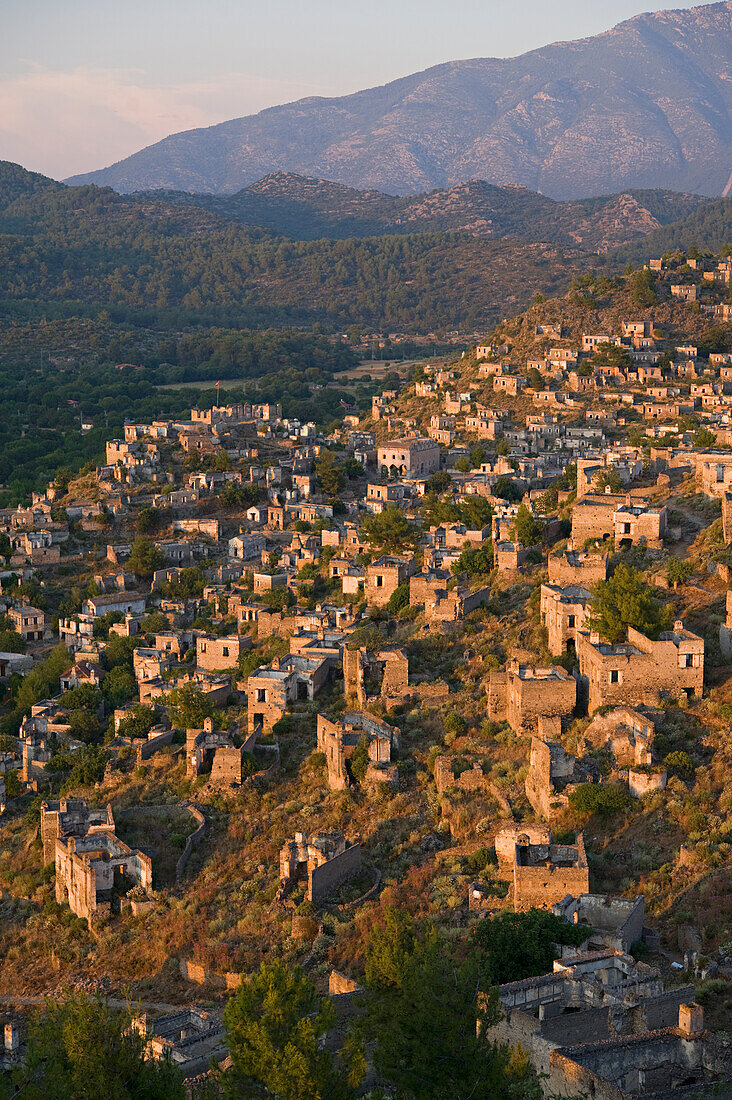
[[494, 824, 589, 913], [343, 645, 449, 707], [186, 717, 258, 787], [488, 659, 577, 735], [525, 707, 667, 818], [488, 935, 730, 1100], [133, 1008, 227, 1079], [552, 892, 647, 956], [278, 830, 361, 905], [41, 798, 153, 923], [316, 711, 399, 790]]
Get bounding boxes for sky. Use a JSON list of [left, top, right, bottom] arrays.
[[0, 0, 708, 180]]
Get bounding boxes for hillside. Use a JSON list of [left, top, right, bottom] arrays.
[[0, 160, 63, 211], [0, 164, 589, 332], [136, 174, 707, 251], [67, 2, 732, 199], [613, 195, 732, 263]]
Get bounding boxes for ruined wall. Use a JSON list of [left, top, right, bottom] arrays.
[[507, 674, 576, 735], [175, 806, 206, 881], [308, 842, 361, 903], [723, 492, 732, 544], [137, 728, 174, 762], [514, 860, 590, 913], [209, 746, 243, 786], [570, 498, 618, 545], [628, 767, 667, 798], [548, 553, 608, 588], [317, 714, 348, 791], [487, 670, 507, 721]]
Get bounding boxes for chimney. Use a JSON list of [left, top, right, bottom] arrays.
[[678, 1003, 704, 1038], [673, 620, 684, 632], [590, 632, 600, 645]]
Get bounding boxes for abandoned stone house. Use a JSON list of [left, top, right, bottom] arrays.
[[540, 583, 592, 656], [613, 503, 666, 551], [494, 825, 589, 913], [9, 605, 48, 643], [376, 435, 440, 478], [133, 1009, 227, 1079], [344, 646, 408, 705], [488, 661, 577, 735], [279, 830, 361, 904], [570, 494, 665, 551], [246, 654, 329, 733], [552, 893, 646, 956], [364, 556, 414, 606], [41, 798, 152, 923], [186, 717, 256, 784], [577, 622, 704, 714], [488, 944, 729, 1098], [410, 569, 491, 625], [289, 628, 346, 669], [344, 645, 449, 707], [581, 707, 666, 797], [196, 633, 251, 672], [317, 711, 399, 790], [548, 549, 609, 588], [525, 708, 666, 818], [697, 452, 732, 498], [525, 732, 592, 818]]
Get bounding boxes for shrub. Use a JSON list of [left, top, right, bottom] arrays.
[[568, 783, 632, 819]]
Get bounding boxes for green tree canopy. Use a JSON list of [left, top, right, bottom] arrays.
[[163, 682, 220, 730], [116, 704, 157, 740], [360, 505, 419, 555], [8, 996, 184, 1100], [493, 477, 522, 502], [315, 449, 345, 497], [451, 544, 494, 578], [127, 535, 165, 579], [363, 909, 538, 1100], [223, 961, 361, 1100], [472, 909, 589, 987], [509, 503, 544, 548], [665, 558, 693, 588], [386, 580, 410, 614], [587, 564, 670, 644]]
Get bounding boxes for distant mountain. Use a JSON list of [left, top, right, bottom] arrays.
[[132, 173, 707, 251], [67, 2, 732, 199]]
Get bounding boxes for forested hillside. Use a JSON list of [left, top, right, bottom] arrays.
[[614, 197, 732, 264], [0, 166, 587, 331], [137, 174, 706, 250]]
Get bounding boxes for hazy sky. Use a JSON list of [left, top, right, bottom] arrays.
[[0, 0, 707, 180]]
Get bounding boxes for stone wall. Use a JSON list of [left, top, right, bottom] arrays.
[[507, 670, 576, 735], [137, 727, 174, 762], [176, 806, 206, 881], [209, 745, 244, 786], [548, 552, 608, 588], [579, 626, 704, 714], [308, 842, 361, 904], [514, 859, 590, 913]]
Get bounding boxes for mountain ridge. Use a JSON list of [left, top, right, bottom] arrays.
[[130, 172, 708, 250], [65, 2, 732, 199]]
